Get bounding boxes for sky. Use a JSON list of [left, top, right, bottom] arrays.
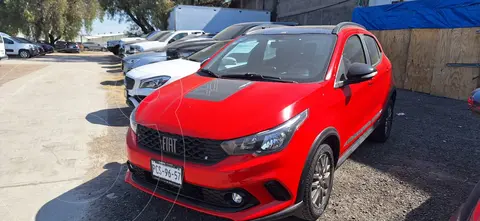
[[83, 16, 130, 36]]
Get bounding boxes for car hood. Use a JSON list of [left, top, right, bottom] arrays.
[[127, 59, 200, 80], [132, 41, 167, 50], [136, 75, 321, 140], [121, 37, 146, 43]]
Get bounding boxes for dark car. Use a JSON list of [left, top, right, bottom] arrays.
[[165, 22, 298, 60], [37, 42, 54, 53], [55, 41, 80, 53]]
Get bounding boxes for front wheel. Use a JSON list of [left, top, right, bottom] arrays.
[[296, 144, 334, 221], [19, 50, 31, 58]]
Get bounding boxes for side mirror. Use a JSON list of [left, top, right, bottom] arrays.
[[469, 88, 480, 115], [168, 39, 176, 44], [345, 63, 377, 85], [220, 57, 237, 66]]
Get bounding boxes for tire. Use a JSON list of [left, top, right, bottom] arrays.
[[369, 99, 394, 142], [296, 144, 334, 221], [19, 50, 31, 58]]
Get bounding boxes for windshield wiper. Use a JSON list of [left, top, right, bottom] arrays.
[[221, 73, 297, 83], [184, 57, 199, 62], [198, 68, 220, 78]]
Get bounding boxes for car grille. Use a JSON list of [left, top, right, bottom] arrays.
[[166, 49, 179, 60], [125, 76, 135, 90], [136, 125, 229, 164], [129, 163, 258, 212]]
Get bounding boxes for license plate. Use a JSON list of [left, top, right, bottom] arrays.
[[151, 160, 183, 186]]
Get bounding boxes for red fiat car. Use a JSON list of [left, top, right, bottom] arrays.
[[126, 22, 396, 221]]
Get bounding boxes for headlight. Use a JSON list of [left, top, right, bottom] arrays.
[[130, 107, 138, 133], [139, 76, 171, 89], [221, 109, 308, 155], [126, 58, 140, 64]]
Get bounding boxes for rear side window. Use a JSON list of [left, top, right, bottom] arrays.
[[3, 38, 14, 44], [343, 35, 366, 66], [364, 35, 382, 65]]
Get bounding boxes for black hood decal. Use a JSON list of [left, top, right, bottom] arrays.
[[185, 79, 253, 102]]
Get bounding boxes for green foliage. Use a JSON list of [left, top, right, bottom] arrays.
[[0, 0, 100, 43]]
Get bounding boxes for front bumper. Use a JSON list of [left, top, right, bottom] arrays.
[[125, 127, 308, 221]]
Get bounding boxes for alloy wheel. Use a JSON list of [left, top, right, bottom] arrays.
[[20, 51, 28, 58], [311, 153, 332, 208]]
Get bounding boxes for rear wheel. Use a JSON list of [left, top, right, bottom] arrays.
[[19, 50, 30, 58], [369, 99, 394, 142], [296, 144, 334, 221]]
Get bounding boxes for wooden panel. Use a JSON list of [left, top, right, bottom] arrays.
[[404, 29, 440, 94], [431, 28, 480, 100], [373, 30, 411, 89]]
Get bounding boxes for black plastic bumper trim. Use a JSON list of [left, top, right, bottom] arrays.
[[251, 201, 303, 221]]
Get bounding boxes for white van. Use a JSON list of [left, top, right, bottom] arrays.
[[0, 32, 37, 58], [0, 35, 6, 60]]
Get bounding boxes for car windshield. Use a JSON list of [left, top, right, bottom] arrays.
[[157, 32, 174, 42], [187, 41, 229, 62], [213, 25, 247, 41], [147, 31, 171, 41], [14, 37, 31, 43], [202, 34, 336, 83]]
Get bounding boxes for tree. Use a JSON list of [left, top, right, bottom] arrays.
[[99, 0, 232, 34], [0, 0, 100, 45]]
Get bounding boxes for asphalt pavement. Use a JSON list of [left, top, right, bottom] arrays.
[[0, 53, 479, 221]]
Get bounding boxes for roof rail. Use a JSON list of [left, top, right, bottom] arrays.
[[332, 22, 365, 34]]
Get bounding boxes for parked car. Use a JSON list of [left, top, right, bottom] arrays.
[[37, 42, 54, 53], [125, 23, 396, 221], [107, 30, 164, 55], [124, 30, 205, 56], [122, 22, 297, 74], [82, 42, 106, 51], [0, 36, 6, 60], [468, 88, 480, 115], [125, 40, 231, 107], [0, 32, 39, 58], [55, 41, 80, 53], [16, 37, 46, 56]]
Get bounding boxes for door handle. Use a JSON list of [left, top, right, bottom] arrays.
[[368, 81, 374, 86]]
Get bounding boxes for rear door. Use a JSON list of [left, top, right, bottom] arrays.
[[2, 37, 16, 55], [361, 34, 390, 112], [0, 37, 5, 57]]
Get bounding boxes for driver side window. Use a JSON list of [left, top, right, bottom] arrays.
[[336, 35, 367, 82]]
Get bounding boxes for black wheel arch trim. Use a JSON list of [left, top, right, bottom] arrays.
[[250, 201, 303, 221], [294, 127, 340, 204]]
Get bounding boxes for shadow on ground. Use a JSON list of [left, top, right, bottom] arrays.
[[85, 107, 132, 127], [101, 80, 124, 86]]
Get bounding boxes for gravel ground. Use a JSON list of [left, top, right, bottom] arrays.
[[3, 54, 479, 221]]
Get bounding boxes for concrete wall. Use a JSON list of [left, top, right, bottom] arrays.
[[239, 0, 358, 25]]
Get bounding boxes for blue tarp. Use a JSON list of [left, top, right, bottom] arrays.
[[352, 0, 480, 30]]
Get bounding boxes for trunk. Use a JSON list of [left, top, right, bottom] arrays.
[[139, 16, 155, 32], [125, 10, 150, 34], [48, 34, 61, 46]]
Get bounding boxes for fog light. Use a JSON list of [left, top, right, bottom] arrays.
[[232, 193, 243, 204]]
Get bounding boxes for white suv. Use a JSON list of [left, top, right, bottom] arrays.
[[125, 30, 204, 56], [0, 32, 37, 58], [124, 40, 229, 107]]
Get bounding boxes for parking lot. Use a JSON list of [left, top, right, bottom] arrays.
[[0, 53, 479, 221]]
